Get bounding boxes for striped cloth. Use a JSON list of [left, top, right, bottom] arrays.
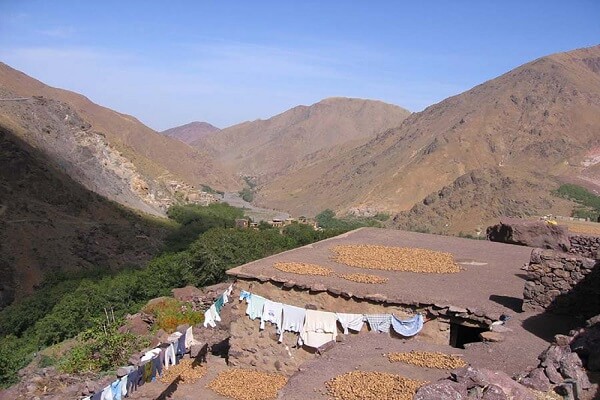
[[365, 314, 391, 333]]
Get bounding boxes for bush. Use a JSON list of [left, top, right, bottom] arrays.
[[143, 298, 203, 333], [59, 320, 148, 374], [555, 184, 600, 220], [0, 335, 36, 388]]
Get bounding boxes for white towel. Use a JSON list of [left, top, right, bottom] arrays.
[[203, 303, 221, 328], [279, 304, 306, 342], [299, 309, 338, 348], [336, 313, 365, 334], [260, 300, 283, 332]]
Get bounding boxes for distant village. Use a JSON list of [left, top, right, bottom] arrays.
[[234, 216, 319, 230]]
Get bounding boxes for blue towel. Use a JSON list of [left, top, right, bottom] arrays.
[[239, 290, 251, 302], [391, 314, 424, 337]]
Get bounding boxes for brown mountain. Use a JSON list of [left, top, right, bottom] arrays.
[[0, 125, 168, 308], [256, 46, 600, 233], [193, 97, 411, 182], [0, 63, 240, 215], [162, 121, 220, 144]]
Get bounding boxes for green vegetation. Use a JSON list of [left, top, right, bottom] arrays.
[[143, 298, 204, 332], [200, 184, 224, 196], [0, 203, 362, 387], [554, 184, 600, 221], [59, 319, 149, 374], [316, 209, 385, 230], [239, 176, 257, 202]]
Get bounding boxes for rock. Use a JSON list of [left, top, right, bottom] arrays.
[[116, 367, 130, 378], [486, 218, 570, 251], [554, 334, 571, 347], [545, 364, 563, 384], [414, 380, 468, 400], [172, 285, 202, 302], [490, 325, 512, 333], [520, 368, 550, 392], [128, 353, 141, 366], [309, 283, 327, 292], [479, 331, 504, 342], [481, 384, 508, 400], [453, 367, 535, 400], [118, 313, 150, 335]]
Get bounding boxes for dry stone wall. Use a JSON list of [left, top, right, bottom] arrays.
[[523, 248, 599, 318], [569, 234, 600, 259]]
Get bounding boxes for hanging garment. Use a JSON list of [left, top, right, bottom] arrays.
[[214, 294, 225, 314], [223, 284, 233, 303], [365, 314, 392, 333], [185, 326, 194, 349], [278, 304, 306, 342], [164, 342, 177, 369], [336, 313, 365, 334], [246, 294, 267, 320], [120, 375, 128, 398], [100, 385, 114, 400], [151, 353, 163, 379], [299, 309, 338, 348], [110, 379, 122, 400], [391, 314, 424, 337], [203, 304, 221, 328], [126, 367, 139, 393], [259, 300, 283, 332], [176, 332, 186, 356], [239, 290, 251, 302]]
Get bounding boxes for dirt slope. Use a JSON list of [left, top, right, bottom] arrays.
[[162, 121, 220, 144], [193, 97, 410, 181], [0, 63, 240, 214], [256, 45, 600, 231], [0, 126, 168, 308]]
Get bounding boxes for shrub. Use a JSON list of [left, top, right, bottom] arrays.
[[143, 298, 203, 333]]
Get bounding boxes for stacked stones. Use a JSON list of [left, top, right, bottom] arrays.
[[523, 249, 599, 318], [568, 234, 600, 259]]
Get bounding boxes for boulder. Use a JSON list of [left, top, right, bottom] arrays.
[[480, 331, 505, 342], [172, 285, 202, 302], [486, 218, 570, 251], [414, 380, 468, 400], [481, 384, 508, 400], [452, 367, 535, 400], [520, 368, 551, 392]]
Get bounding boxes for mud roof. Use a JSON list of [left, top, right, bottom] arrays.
[[227, 228, 533, 317]]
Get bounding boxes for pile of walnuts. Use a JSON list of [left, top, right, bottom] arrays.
[[326, 371, 425, 400], [207, 368, 288, 400], [332, 245, 461, 274], [387, 351, 467, 369]]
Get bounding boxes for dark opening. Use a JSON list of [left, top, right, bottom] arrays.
[[450, 323, 486, 348]]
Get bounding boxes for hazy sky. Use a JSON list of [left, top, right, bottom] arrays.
[[1, 1, 599, 131]]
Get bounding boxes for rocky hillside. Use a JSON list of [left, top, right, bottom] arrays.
[[0, 63, 240, 215], [0, 126, 168, 308], [162, 121, 220, 144], [193, 97, 411, 182], [256, 46, 600, 232]]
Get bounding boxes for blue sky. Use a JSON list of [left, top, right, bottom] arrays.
[[1, 1, 599, 131]]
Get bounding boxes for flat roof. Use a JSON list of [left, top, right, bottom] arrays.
[[227, 228, 534, 316]]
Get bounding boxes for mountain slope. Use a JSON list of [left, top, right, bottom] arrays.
[[0, 63, 240, 214], [0, 126, 168, 308], [162, 121, 220, 144], [193, 97, 411, 181], [256, 45, 600, 231]]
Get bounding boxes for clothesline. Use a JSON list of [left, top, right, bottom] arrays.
[[82, 284, 233, 400], [231, 290, 425, 349]]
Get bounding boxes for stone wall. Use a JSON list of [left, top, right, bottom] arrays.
[[569, 234, 600, 259], [523, 249, 599, 318], [228, 279, 490, 376]]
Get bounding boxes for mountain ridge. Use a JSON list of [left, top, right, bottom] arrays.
[[162, 121, 220, 144], [254, 45, 600, 232]]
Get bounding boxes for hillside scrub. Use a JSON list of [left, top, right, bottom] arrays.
[[554, 184, 600, 220], [0, 203, 354, 388], [316, 209, 384, 230]]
